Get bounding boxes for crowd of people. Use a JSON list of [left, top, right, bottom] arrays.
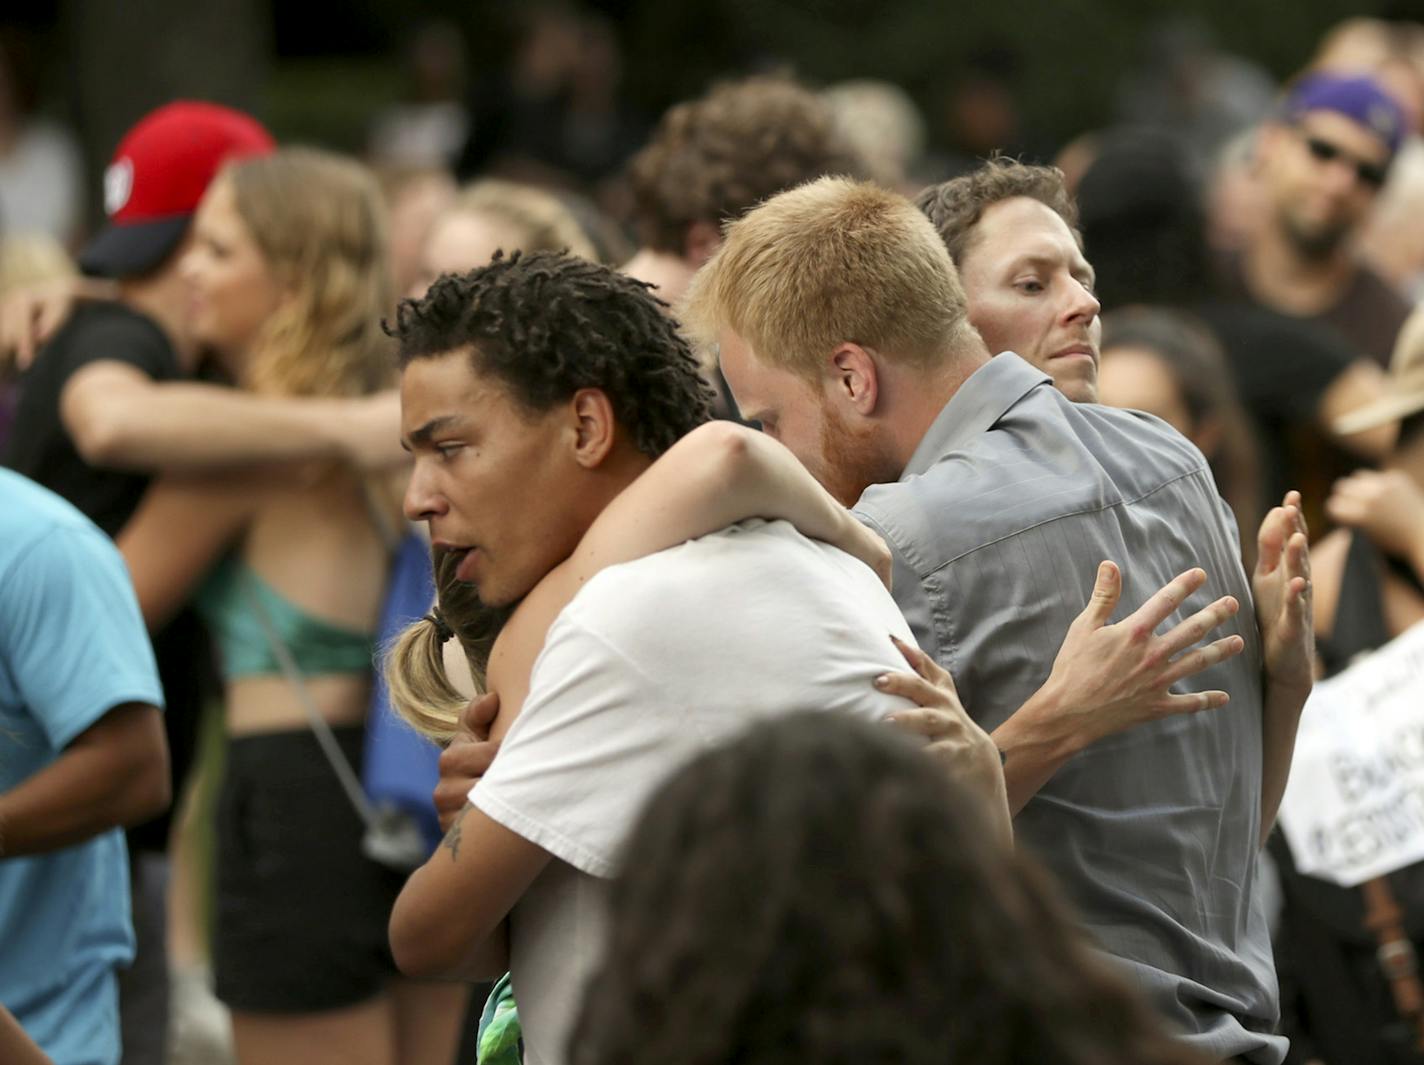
[[3, 11, 1424, 1065]]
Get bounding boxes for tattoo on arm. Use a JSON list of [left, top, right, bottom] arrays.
[[442, 802, 471, 862]]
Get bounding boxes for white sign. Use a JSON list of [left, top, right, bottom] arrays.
[[1278, 620, 1424, 887]]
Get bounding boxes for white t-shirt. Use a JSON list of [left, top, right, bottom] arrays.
[[472, 519, 917, 1065]]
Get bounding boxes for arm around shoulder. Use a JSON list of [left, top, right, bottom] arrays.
[[575, 421, 889, 584], [62, 360, 403, 472]]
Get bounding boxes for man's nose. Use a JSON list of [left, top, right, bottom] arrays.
[[403, 463, 447, 522], [1065, 280, 1101, 323]]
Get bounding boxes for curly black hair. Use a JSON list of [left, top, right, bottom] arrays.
[[387, 251, 715, 457], [570, 713, 1212, 1065]]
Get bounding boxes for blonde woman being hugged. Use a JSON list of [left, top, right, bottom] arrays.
[[118, 149, 466, 1065]]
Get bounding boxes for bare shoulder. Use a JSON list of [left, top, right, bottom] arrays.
[[485, 561, 585, 723]]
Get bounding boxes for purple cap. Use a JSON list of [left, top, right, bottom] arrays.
[[1281, 73, 1406, 157]]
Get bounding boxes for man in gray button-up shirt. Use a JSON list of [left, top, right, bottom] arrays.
[[687, 176, 1312, 1064]]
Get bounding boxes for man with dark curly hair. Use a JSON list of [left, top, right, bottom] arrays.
[[386, 250, 935, 1065], [621, 75, 866, 307]]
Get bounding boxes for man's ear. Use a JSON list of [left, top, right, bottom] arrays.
[[829, 343, 880, 415], [683, 220, 723, 267], [569, 388, 618, 468]]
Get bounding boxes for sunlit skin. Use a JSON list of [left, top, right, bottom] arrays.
[[955, 196, 1102, 403], [180, 177, 284, 371], [400, 350, 587, 607], [1097, 345, 1195, 437], [411, 210, 530, 298], [1260, 109, 1391, 256]]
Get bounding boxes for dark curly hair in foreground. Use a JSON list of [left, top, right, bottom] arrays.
[[570, 713, 1211, 1065], [387, 250, 714, 458]]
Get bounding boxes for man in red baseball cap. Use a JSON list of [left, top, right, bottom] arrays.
[[1, 100, 400, 1065], [78, 100, 274, 278]]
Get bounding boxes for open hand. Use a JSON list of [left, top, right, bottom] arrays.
[[1030, 560, 1245, 755], [1254, 491, 1313, 696], [434, 691, 500, 832]]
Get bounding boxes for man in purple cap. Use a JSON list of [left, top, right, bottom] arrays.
[[1226, 72, 1412, 366]]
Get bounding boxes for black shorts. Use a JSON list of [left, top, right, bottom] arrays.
[[213, 727, 406, 1013]]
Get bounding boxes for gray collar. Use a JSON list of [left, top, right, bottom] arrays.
[[902, 352, 1052, 479]]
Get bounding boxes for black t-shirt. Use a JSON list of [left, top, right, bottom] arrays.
[[3, 300, 211, 854], [4, 301, 181, 535], [1317, 264, 1411, 369], [1193, 298, 1356, 511], [1218, 251, 1410, 368]]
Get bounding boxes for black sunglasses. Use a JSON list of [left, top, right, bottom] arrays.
[[1299, 131, 1390, 189]]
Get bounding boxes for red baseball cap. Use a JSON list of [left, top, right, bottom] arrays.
[[78, 100, 275, 279]]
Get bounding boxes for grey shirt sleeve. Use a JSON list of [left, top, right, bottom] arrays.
[[853, 506, 942, 663]]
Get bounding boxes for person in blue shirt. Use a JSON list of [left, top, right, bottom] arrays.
[[0, 468, 169, 1065]]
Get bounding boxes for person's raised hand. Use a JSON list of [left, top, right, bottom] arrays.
[[1326, 471, 1424, 566], [433, 691, 500, 832], [1253, 491, 1314, 696], [877, 635, 1010, 845], [1030, 560, 1246, 754]]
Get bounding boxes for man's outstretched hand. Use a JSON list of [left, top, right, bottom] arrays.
[[980, 560, 1246, 814], [434, 691, 500, 832], [1029, 560, 1245, 752]]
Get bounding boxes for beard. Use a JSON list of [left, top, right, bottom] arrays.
[[816, 401, 900, 508]]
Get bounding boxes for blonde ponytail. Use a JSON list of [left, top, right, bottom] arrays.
[[382, 548, 511, 744], [383, 615, 471, 743]]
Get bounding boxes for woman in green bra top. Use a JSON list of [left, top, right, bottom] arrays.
[[117, 148, 469, 1065]]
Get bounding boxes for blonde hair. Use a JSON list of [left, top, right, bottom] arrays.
[[383, 548, 511, 743], [224, 147, 393, 397], [682, 176, 974, 378], [445, 179, 598, 262]]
